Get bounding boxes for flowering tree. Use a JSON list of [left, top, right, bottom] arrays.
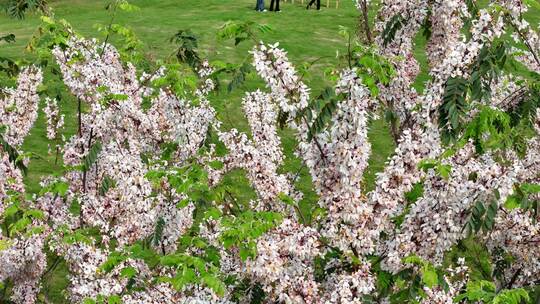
[[1, 0, 540, 303]]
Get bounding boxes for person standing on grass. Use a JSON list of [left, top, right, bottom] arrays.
[[255, 0, 265, 12], [269, 0, 280, 12], [306, 0, 321, 10]]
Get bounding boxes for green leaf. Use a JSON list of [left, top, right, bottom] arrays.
[[278, 193, 295, 206], [120, 266, 137, 279], [436, 164, 452, 179], [99, 252, 128, 273], [99, 176, 116, 196], [160, 254, 185, 267], [204, 207, 222, 220], [118, 1, 140, 12], [483, 200, 498, 231], [455, 280, 496, 302], [524, 0, 540, 11], [403, 255, 424, 266], [521, 183, 540, 194], [405, 182, 424, 203], [504, 195, 520, 210], [82, 141, 102, 172], [421, 266, 438, 288], [493, 288, 530, 304], [307, 93, 338, 141], [0, 239, 12, 251], [239, 244, 255, 261], [53, 181, 70, 196], [25, 209, 44, 220], [41, 16, 55, 24], [129, 243, 159, 268], [202, 274, 226, 296], [107, 295, 122, 304], [152, 217, 166, 247]]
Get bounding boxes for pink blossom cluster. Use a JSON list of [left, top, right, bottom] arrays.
[[246, 218, 321, 303], [0, 234, 48, 304], [0, 67, 52, 304], [0, 67, 42, 147], [250, 43, 378, 301], [43, 97, 65, 141], [46, 35, 213, 301], [383, 144, 518, 272], [210, 90, 292, 209]]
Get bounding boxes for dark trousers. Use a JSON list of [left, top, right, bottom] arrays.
[[270, 0, 280, 11], [255, 0, 264, 11], [307, 0, 320, 9]]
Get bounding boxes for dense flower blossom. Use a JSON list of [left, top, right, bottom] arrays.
[[383, 144, 518, 272], [50, 34, 211, 244], [0, 67, 42, 147], [210, 90, 292, 209], [251, 43, 378, 301], [246, 218, 321, 303], [0, 233, 47, 304], [4, 0, 540, 302], [47, 35, 213, 300], [321, 262, 376, 304], [43, 97, 64, 141], [317, 68, 375, 254], [0, 153, 25, 207], [0, 67, 45, 304]]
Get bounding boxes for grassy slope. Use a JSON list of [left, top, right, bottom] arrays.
[[0, 1, 395, 302]]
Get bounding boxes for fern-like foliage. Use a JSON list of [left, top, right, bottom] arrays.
[[493, 288, 530, 304], [227, 62, 251, 93], [439, 76, 468, 144], [170, 29, 202, 71], [306, 87, 338, 141], [469, 41, 507, 101], [82, 141, 102, 172], [439, 41, 508, 145], [2, 0, 48, 19], [99, 175, 116, 196], [455, 280, 530, 304], [152, 217, 166, 247], [216, 21, 272, 46], [505, 183, 540, 220], [381, 15, 405, 47], [464, 199, 498, 236]]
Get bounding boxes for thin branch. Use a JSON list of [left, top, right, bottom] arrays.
[[507, 16, 540, 68], [359, 0, 372, 44], [506, 268, 522, 289]]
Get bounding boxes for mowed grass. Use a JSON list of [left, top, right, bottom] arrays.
[[0, 0, 397, 302]]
